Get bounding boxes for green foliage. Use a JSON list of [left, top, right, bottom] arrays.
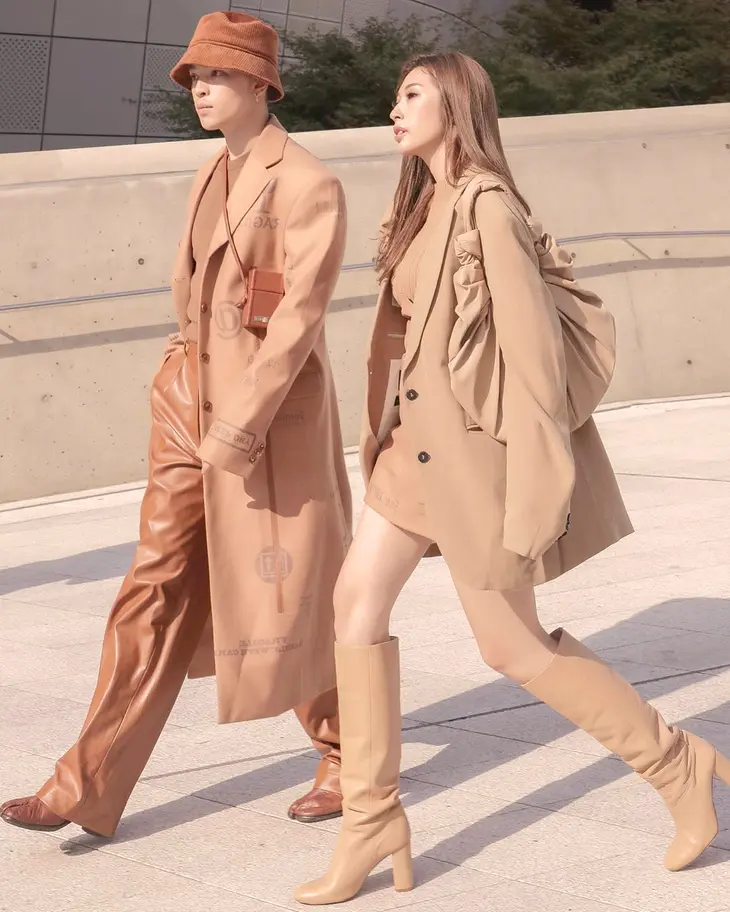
[[479, 0, 730, 115], [276, 17, 439, 132], [154, 1, 730, 138], [147, 89, 214, 140]]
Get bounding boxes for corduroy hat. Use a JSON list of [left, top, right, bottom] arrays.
[[170, 11, 284, 102]]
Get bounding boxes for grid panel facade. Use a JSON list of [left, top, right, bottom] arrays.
[[0, 36, 50, 133], [0, 0, 507, 152], [143, 43, 186, 92]]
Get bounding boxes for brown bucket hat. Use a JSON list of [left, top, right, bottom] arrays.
[[170, 11, 284, 102]]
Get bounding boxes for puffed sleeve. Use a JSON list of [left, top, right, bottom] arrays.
[[475, 189, 575, 560]]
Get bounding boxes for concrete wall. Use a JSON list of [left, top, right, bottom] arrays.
[[1, 103, 729, 503]]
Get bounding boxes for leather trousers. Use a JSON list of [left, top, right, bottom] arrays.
[[36, 345, 340, 837]]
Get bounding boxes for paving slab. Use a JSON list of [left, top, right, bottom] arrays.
[[1, 396, 730, 911], [524, 846, 730, 912]]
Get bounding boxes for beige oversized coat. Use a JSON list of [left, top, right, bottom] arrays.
[[362, 173, 632, 591], [169, 118, 352, 722]]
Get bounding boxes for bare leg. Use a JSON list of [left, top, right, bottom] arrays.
[[295, 506, 429, 905], [334, 505, 431, 647], [453, 579, 557, 684], [454, 576, 730, 873]]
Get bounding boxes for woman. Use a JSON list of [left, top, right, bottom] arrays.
[[295, 52, 730, 905]]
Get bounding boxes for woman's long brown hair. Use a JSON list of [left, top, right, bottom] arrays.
[[376, 51, 529, 281]]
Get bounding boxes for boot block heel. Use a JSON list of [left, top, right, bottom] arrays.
[[392, 843, 414, 893], [715, 751, 730, 786]]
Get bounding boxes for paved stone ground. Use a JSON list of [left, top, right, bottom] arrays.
[[2, 397, 730, 912]]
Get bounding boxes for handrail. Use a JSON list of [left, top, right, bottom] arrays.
[[2, 228, 729, 316], [560, 229, 730, 244]]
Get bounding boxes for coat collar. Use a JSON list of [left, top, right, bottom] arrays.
[[361, 280, 407, 475], [171, 118, 289, 328], [206, 116, 289, 261], [172, 145, 224, 285]]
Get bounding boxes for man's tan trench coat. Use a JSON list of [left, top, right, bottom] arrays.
[[362, 173, 633, 591], [167, 118, 352, 722]]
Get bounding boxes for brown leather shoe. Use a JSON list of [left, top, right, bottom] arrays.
[[1, 795, 104, 837], [1, 796, 70, 832], [288, 786, 343, 823]]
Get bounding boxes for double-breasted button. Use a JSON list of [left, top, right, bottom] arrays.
[[200, 352, 210, 364], [200, 301, 209, 314], [417, 451, 431, 464], [203, 400, 213, 413], [406, 389, 419, 401]]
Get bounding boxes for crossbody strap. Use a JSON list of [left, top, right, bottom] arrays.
[[222, 153, 248, 288]]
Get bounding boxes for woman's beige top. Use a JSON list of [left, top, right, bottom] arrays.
[[185, 152, 248, 342], [391, 181, 453, 318]]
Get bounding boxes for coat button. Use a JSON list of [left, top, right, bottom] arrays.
[[203, 401, 212, 412], [417, 451, 431, 464], [406, 389, 419, 401], [249, 442, 266, 465], [200, 301, 209, 314], [200, 352, 210, 364], [560, 513, 572, 540]]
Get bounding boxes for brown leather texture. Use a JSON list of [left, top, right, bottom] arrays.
[[290, 685, 342, 822], [1, 796, 69, 831], [287, 787, 342, 823], [32, 351, 211, 836], [24, 350, 340, 838]]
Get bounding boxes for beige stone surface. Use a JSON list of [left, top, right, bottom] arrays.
[[3, 104, 730, 501], [525, 847, 730, 912], [1, 396, 730, 910]]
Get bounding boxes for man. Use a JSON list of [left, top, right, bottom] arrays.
[[1, 11, 350, 839]]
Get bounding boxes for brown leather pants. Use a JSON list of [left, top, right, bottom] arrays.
[[36, 345, 340, 837]]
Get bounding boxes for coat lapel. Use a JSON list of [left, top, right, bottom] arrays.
[[402, 182, 470, 374], [205, 116, 289, 263], [362, 282, 407, 463], [172, 148, 224, 327], [362, 179, 474, 468]]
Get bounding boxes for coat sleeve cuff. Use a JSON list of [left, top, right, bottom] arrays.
[[503, 508, 571, 561], [198, 421, 266, 478]]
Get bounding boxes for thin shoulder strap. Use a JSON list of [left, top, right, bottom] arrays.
[[222, 153, 248, 286]]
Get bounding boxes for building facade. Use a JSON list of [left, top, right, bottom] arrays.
[[0, 0, 511, 152]]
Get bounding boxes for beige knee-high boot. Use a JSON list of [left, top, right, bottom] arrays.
[[525, 629, 730, 871], [295, 637, 413, 905]]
